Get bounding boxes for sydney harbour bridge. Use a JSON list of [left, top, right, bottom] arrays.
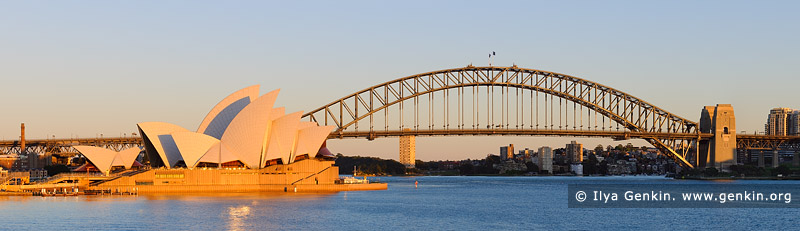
[[2, 65, 799, 169]]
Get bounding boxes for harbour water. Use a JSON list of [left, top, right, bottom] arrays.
[[1, 176, 798, 230]]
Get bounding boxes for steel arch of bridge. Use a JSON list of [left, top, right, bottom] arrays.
[[302, 65, 700, 168]]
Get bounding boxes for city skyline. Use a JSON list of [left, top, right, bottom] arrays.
[[2, 1, 799, 161]]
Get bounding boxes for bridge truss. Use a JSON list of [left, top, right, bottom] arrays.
[[0, 138, 142, 163], [303, 65, 702, 168]]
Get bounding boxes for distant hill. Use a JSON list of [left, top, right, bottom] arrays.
[[334, 154, 407, 176]]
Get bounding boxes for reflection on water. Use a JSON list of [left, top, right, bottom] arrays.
[[227, 205, 250, 231], [140, 192, 336, 201], [0, 176, 798, 230]]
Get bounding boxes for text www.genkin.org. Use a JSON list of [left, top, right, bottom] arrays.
[[568, 184, 800, 208], [575, 190, 791, 204]]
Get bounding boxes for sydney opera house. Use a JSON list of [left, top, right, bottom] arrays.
[[71, 85, 386, 193]]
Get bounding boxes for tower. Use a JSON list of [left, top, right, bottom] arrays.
[[697, 106, 715, 168], [537, 146, 553, 173], [765, 108, 793, 135], [500, 144, 514, 160], [566, 141, 583, 163], [699, 104, 736, 169], [20, 123, 26, 154]]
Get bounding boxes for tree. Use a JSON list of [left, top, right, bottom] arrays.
[[484, 155, 502, 166], [776, 165, 791, 176], [583, 154, 599, 175], [335, 155, 408, 176], [703, 167, 719, 177], [415, 160, 428, 170], [525, 162, 539, 173], [615, 144, 624, 151], [459, 163, 474, 175], [625, 143, 635, 152], [599, 160, 609, 175]]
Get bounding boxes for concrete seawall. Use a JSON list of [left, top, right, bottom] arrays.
[[89, 183, 388, 194]]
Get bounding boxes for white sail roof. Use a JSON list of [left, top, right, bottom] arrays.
[[196, 85, 260, 139], [220, 89, 280, 169], [263, 111, 302, 165], [292, 122, 317, 158], [126, 87, 337, 170], [198, 142, 241, 165], [293, 125, 335, 160], [117, 147, 142, 169], [74, 146, 117, 174], [137, 122, 190, 168], [75, 146, 143, 174], [171, 132, 220, 169]]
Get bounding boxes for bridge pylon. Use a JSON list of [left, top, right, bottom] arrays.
[[698, 104, 736, 169], [399, 128, 415, 168]]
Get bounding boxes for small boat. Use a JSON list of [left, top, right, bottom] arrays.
[[339, 176, 370, 184]]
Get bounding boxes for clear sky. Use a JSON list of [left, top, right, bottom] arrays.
[[2, 1, 798, 161]]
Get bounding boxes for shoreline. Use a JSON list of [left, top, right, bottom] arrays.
[[676, 176, 800, 180]]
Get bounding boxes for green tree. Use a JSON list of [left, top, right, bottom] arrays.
[[776, 165, 791, 176], [703, 167, 719, 177], [599, 160, 609, 175], [335, 155, 408, 175], [594, 145, 604, 155], [459, 163, 474, 175], [525, 162, 539, 173], [583, 154, 599, 175], [615, 144, 624, 151]]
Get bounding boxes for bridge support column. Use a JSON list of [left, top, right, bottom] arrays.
[[772, 149, 780, 168], [793, 152, 799, 167], [758, 150, 765, 167], [399, 128, 415, 168]]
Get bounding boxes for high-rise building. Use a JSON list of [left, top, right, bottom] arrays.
[[537, 146, 553, 173], [500, 144, 514, 160], [519, 148, 532, 161], [790, 111, 800, 136], [765, 108, 794, 135], [399, 128, 415, 168], [566, 141, 583, 163]]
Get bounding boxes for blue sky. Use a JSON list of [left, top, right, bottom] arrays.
[[2, 1, 798, 160]]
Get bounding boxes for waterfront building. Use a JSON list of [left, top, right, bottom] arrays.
[[500, 144, 514, 160], [537, 146, 553, 173], [78, 86, 333, 171], [59, 85, 386, 193], [570, 163, 583, 176], [0, 153, 49, 170], [0, 154, 26, 170], [566, 141, 583, 163], [399, 128, 415, 168]]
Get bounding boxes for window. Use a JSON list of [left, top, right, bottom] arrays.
[[155, 174, 184, 179], [724, 127, 729, 134], [135, 181, 153, 185]]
